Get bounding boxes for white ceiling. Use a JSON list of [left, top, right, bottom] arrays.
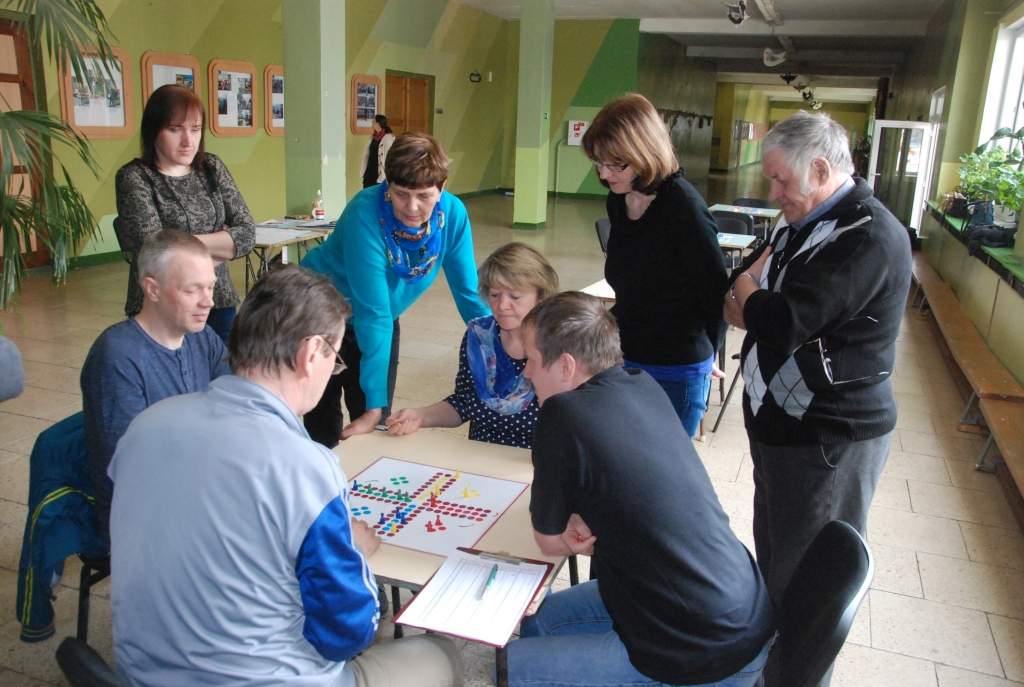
[[458, 0, 948, 102]]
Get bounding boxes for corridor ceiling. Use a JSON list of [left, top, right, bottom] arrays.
[[460, 0, 947, 91]]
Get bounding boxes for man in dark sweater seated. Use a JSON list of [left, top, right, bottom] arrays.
[[81, 229, 229, 547], [506, 292, 775, 687]]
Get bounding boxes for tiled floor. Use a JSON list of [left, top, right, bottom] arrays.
[[1, 193, 1023, 686]]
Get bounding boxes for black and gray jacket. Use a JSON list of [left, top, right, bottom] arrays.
[[737, 178, 912, 446]]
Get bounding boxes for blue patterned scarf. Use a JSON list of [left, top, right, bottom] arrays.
[[378, 182, 444, 281], [465, 315, 535, 415]]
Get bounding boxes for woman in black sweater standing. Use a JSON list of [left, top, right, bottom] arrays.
[[582, 93, 727, 438]]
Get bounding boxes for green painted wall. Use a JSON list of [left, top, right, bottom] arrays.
[[711, 84, 771, 170], [345, 0, 514, 198], [42, 0, 285, 257], [637, 34, 716, 180], [546, 19, 639, 195], [770, 101, 871, 148]]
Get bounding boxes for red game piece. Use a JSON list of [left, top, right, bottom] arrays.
[[435, 514, 443, 526], [426, 522, 435, 532]]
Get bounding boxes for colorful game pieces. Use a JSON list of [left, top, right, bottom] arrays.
[[399, 513, 407, 525], [454, 468, 461, 481], [352, 480, 359, 491], [429, 492, 437, 508], [426, 522, 435, 532], [435, 514, 443, 526], [378, 513, 386, 526]]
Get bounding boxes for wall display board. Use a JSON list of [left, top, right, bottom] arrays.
[[350, 73, 381, 135], [264, 64, 283, 136], [140, 50, 201, 97], [59, 46, 133, 139], [207, 59, 257, 137]]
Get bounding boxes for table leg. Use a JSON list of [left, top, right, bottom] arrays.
[[391, 586, 404, 639], [281, 245, 289, 265], [495, 646, 509, 687]]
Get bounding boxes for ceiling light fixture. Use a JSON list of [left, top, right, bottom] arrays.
[[725, 0, 748, 26]]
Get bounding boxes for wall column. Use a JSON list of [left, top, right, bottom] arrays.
[[512, 0, 554, 227], [283, 0, 346, 217]]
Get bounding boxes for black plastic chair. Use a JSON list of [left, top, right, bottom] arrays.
[[713, 212, 754, 268], [595, 218, 611, 253], [77, 554, 111, 642], [771, 520, 874, 687], [56, 637, 123, 687], [712, 352, 742, 433], [732, 197, 772, 209], [712, 210, 755, 235]]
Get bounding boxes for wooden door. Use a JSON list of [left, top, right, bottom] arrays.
[[383, 72, 432, 136], [0, 19, 46, 266]]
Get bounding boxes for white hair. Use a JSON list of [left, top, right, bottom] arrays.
[[763, 111, 855, 190]]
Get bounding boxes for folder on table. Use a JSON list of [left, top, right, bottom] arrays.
[[393, 547, 553, 647]]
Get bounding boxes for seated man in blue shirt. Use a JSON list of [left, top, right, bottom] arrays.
[[507, 292, 775, 687], [81, 228, 229, 548], [108, 265, 463, 686]]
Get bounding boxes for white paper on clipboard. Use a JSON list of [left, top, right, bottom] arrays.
[[394, 548, 551, 647]]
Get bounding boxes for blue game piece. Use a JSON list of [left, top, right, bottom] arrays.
[[378, 513, 386, 525]]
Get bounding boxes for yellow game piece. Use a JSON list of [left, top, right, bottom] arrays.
[[454, 468, 461, 481]]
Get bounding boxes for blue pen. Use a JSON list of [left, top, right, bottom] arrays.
[[477, 563, 498, 600]]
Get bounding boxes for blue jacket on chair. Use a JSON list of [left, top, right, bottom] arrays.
[[16, 412, 106, 642]]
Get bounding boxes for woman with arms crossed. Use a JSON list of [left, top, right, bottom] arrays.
[[115, 84, 254, 343]]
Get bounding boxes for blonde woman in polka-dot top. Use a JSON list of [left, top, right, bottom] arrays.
[[386, 243, 559, 448]]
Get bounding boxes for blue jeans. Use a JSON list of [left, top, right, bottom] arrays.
[[655, 372, 711, 439], [505, 581, 772, 686], [205, 307, 236, 346]]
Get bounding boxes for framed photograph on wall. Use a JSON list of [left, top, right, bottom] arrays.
[[207, 59, 257, 137], [59, 46, 133, 139], [141, 51, 202, 98], [264, 64, 284, 136], [350, 73, 381, 135]]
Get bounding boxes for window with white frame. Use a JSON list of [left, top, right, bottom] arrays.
[[979, 19, 1024, 145]]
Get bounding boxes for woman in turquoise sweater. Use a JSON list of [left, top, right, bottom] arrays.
[[301, 132, 489, 447]]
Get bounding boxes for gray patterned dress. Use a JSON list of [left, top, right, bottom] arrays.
[[114, 153, 255, 316]]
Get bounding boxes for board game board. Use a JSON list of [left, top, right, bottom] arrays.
[[348, 457, 529, 557]]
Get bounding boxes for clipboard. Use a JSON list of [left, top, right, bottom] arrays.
[[393, 547, 554, 647]]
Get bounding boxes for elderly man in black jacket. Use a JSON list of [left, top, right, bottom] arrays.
[[724, 111, 911, 621]]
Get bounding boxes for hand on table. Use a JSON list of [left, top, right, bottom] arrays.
[[351, 517, 381, 558], [385, 408, 424, 436], [341, 408, 383, 439]]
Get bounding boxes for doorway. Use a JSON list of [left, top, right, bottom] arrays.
[[385, 71, 433, 136], [867, 120, 935, 231], [0, 19, 47, 267]]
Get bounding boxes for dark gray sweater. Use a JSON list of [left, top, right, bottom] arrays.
[[114, 154, 255, 316]]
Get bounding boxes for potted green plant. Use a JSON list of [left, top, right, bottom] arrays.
[[0, 0, 115, 310], [958, 127, 1024, 227]]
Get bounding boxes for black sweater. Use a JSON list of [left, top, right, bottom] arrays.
[[604, 171, 727, 366], [737, 178, 912, 445]]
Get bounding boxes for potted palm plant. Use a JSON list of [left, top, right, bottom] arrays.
[[0, 0, 115, 309], [958, 127, 1024, 228]]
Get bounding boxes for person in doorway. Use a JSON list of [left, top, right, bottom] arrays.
[[362, 114, 396, 188]]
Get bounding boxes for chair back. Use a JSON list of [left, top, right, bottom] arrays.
[[111, 216, 132, 264], [733, 197, 772, 209], [595, 218, 611, 253], [713, 211, 753, 236], [56, 637, 124, 687], [775, 520, 874, 687]]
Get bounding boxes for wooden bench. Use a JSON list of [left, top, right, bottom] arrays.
[[976, 399, 1024, 523], [911, 253, 1024, 516], [910, 253, 1024, 433]]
